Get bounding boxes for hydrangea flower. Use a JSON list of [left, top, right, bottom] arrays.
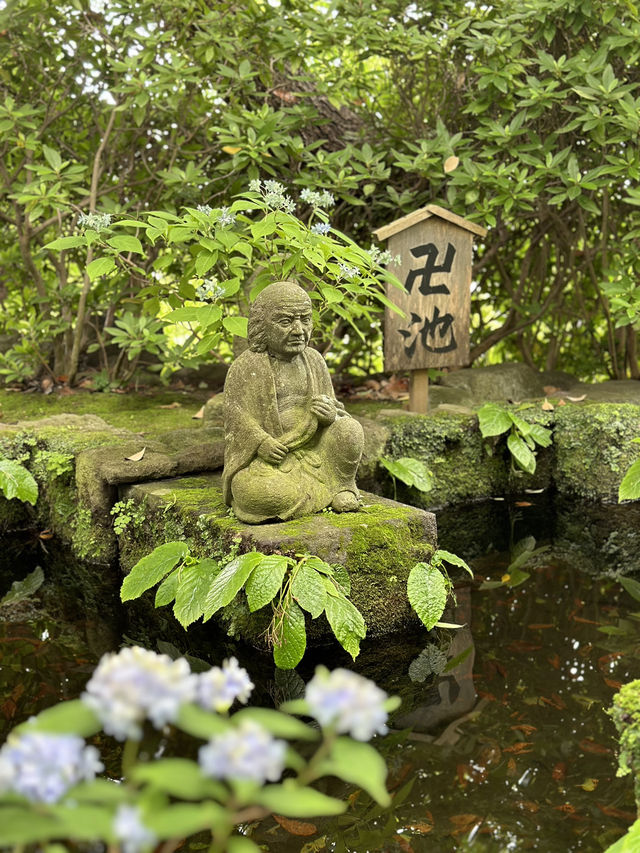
[[217, 206, 236, 227], [195, 657, 254, 713], [113, 805, 157, 853], [311, 222, 331, 236], [198, 721, 286, 784], [0, 732, 103, 803], [196, 277, 225, 302], [82, 647, 196, 740], [77, 212, 111, 232], [305, 667, 388, 741]]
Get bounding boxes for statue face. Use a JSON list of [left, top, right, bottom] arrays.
[[264, 300, 312, 359]]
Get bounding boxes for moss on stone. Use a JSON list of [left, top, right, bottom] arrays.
[[610, 680, 640, 811]]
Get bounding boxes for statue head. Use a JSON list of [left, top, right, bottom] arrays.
[[247, 281, 313, 360]]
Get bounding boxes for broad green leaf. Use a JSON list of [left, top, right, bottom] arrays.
[[176, 703, 231, 739], [620, 575, 640, 602], [132, 759, 221, 800], [42, 144, 62, 170], [0, 458, 38, 504], [435, 549, 473, 578], [222, 316, 248, 337], [107, 235, 143, 255], [507, 433, 537, 474], [619, 458, 640, 501], [291, 563, 327, 618], [0, 808, 63, 844], [305, 556, 334, 575], [202, 552, 263, 620], [380, 457, 433, 492], [254, 781, 346, 817], [232, 707, 318, 741], [605, 820, 640, 852], [273, 600, 307, 669], [70, 779, 129, 803], [324, 595, 366, 659], [121, 541, 189, 601], [316, 737, 390, 806], [16, 699, 100, 737], [477, 403, 513, 437], [146, 802, 227, 837], [251, 214, 277, 239], [52, 805, 114, 841], [245, 554, 289, 612], [87, 256, 116, 280], [527, 422, 552, 447], [331, 562, 350, 595], [227, 837, 262, 853], [195, 250, 218, 275], [163, 305, 222, 328], [174, 559, 219, 627], [0, 565, 44, 606], [407, 562, 447, 631], [42, 235, 86, 251], [155, 569, 180, 607]]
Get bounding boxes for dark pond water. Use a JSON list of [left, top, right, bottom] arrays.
[[2, 496, 640, 852]]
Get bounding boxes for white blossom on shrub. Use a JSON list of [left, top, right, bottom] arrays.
[[305, 667, 388, 741], [113, 804, 157, 853], [195, 657, 254, 713], [198, 720, 285, 783]]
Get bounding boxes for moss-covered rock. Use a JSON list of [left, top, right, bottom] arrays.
[[610, 680, 640, 812], [118, 473, 437, 641]]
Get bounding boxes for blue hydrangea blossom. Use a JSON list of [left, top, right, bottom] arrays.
[[198, 721, 286, 783], [113, 804, 157, 853], [195, 656, 254, 713], [305, 667, 388, 741]]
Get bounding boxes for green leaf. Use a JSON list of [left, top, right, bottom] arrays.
[[324, 595, 366, 659], [195, 250, 218, 276], [42, 235, 86, 251], [604, 819, 640, 852], [146, 802, 226, 838], [245, 554, 289, 612], [132, 758, 220, 800], [619, 458, 640, 501], [232, 707, 318, 741], [254, 781, 346, 817], [316, 737, 390, 806], [176, 703, 231, 739], [434, 549, 473, 578], [291, 563, 327, 618], [174, 559, 219, 627], [70, 779, 129, 803], [507, 433, 537, 474], [251, 214, 277, 239], [227, 837, 262, 853], [155, 569, 180, 607], [273, 600, 307, 669], [222, 316, 248, 337], [16, 699, 100, 737], [407, 562, 448, 631], [121, 541, 189, 601], [163, 305, 222, 328], [42, 144, 62, 170], [87, 256, 116, 280], [380, 457, 433, 492], [203, 552, 263, 620], [620, 575, 640, 602], [0, 808, 63, 844], [53, 804, 114, 841], [107, 235, 144, 255], [331, 562, 351, 595], [0, 565, 44, 606], [477, 403, 513, 437], [0, 458, 38, 504], [527, 422, 552, 447]]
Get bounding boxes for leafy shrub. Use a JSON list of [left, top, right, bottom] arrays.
[[477, 403, 552, 475]]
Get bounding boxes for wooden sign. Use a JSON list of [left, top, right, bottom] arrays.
[[373, 204, 487, 412]]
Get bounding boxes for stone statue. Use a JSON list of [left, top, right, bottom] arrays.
[[222, 281, 364, 523]]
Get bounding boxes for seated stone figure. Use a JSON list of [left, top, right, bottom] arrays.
[[222, 281, 364, 523]]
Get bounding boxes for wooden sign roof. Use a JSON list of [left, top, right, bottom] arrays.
[[373, 204, 487, 242]]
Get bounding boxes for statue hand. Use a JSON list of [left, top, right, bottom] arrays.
[[257, 436, 289, 464], [311, 395, 337, 425]]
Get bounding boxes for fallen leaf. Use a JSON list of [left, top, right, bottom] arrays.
[[597, 804, 637, 821], [557, 399, 566, 406], [579, 738, 611, 755], [503, 742, 534, 755], [577, 778, 599, 792], [449, 814, 482, 836], [529, 623, 553, 630], [300, 837, 326, 853], [159, 402, 181, 409], [222, 145, 241, 154], [192, 406, 205, 419], [553, 803, 576, 814], [515, 500, 532, 506], [571, 615, 600, 625], [402, 820, 434, 835], [396, 838, 415, 853], [273, 815, 317, 837], [548, 653, 561, 669], [566, 394, 587, 402], [543, 385, 560, 394], [38, 529, 54, 540], [507, 641, 542, 653], [510, 724, 537, 736], [41, 377, 54, 395], [507, 758, 518, 776], [540, 693, 567, 710], [598, 652, 625, 672], [501, 573, 511, 582], [125, 447, 146, 462], [541, 398, 555, 411], [552, 762, 567, 781], [604, 678, 623, 689], [515, 800, 539, 813], [444, 155, 460, 173]]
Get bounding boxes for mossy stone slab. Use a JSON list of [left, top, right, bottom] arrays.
[[119, 473, 437, 640]]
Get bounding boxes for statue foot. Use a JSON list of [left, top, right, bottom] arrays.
[[331, 490, 360, 513]]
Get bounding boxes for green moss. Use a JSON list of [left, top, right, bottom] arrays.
[[610, 680, 640, 811]]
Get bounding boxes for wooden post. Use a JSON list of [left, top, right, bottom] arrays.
[[410, 369, 429, 414], [373, 205, 487, 415]]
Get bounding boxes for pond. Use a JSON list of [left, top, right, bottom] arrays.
[[2, 496, 640, 852]]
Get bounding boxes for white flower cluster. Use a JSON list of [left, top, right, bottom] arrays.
[[196, 656, 254, 713], [0, 732, 103, 803], [311, 222, 331, 236], [82, 647, 197, 740], [77, 212, 112, 232], [218, 206, 236, 227], [248, 179, 296, 214], [300, 188, 335, 209], [338, 262, 359, 280], [305, 667, 388, 741], [367, 245, 400, 266], [113, 805, 157, 853], [197, 204, 213, 215], [198, 720, 286, 784], [196, 277, 225, 302]]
